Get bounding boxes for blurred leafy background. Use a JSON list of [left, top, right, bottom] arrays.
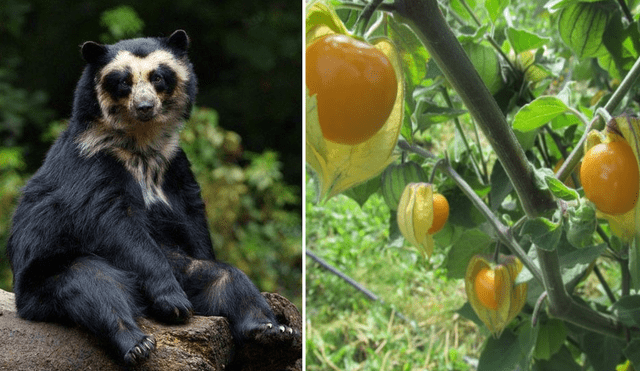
[[0, 0, 302, 309]]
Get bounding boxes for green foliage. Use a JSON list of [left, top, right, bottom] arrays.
[[557, 2, 611, 59], [307, 0, 640, 368], [0, 0, 53, 146], [99, 5, 145, 44], [0, 148, 27, 290], [181, 107, 301, 307]]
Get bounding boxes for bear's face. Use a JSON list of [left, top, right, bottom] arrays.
[[96, 49, 191, 126], [77, 30, 195, 151]]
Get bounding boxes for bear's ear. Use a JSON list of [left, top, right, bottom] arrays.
[[81, 41, 108, 64], [167, 30, 189, 53]]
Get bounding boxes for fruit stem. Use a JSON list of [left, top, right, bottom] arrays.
[[555, 55, 640, 184], [492, 242, 500, 264], [392, 0, 556, 218]]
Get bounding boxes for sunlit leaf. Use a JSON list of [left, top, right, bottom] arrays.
[[558, 2, 609, 59], [507, 27, 550, 55], [485, 0, 510, 22], [513, 96, 569, 132]]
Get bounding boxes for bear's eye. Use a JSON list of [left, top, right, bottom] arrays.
[[153, 74, 163, 83], [119, 79, 131, 89]]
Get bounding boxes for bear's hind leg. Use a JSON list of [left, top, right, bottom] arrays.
[[21, 257, 156, 365], [180, 259, 299, 346]]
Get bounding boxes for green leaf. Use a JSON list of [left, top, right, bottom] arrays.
[[342, 174, 381, 207], [611, 295, 640, 327], [0, 148, 25, 170], [513, 96, 570, 132], [602, 8, 640, 78], [565, 203, 597, 248], [623, 339, 640, 369], [507, 27, 550, 55], [477, 325, 537, 370], [534, 319, 568, 360], [545, 0, 605, 12], [478, 330, 522, 371], [388, 17, 430, 93], [305, 2, 348, 36], [557, 243, 605, 284], [456, 302, 484, 328], [517, 321, 539, 370], [445, 229, 493, 279], [533, 346, 581, 371], [545, 175, 579, 201], [415, 102, 467, 130], [485, 0, 510, 22], [489, 160, 513, 211], [581, 332, 624, 371], [463, 43, 503, 94], [558, 2, 609, 59], [521, 218, 562, 251]]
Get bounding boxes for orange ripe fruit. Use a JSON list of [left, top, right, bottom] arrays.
[[306, 34, 397, 145], [428, 193, 449, 234], [474, 268, 501, 310], [580, 141, 639, 215]]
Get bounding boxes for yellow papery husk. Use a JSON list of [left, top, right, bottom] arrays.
[[583, 117, 640, 242], [397, 183, 435, 258], [305, 13, 404, 201], [464, 255, 528, 338]]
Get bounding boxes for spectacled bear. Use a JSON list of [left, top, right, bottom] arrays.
[[6, 30, 298, 365]]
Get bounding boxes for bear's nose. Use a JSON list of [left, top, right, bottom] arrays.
[[136, 101, 154, 113]]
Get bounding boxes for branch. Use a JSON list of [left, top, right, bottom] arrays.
[[392, 0, 555, 218], [556, 56, 640, 183], [536, 248, 624, 338]]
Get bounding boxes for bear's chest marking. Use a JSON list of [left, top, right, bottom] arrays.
[[116, 148, 171, 207], [76, 124, 179, 208]]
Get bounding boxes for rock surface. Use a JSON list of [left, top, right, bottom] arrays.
[[0, 289, 301, 371]]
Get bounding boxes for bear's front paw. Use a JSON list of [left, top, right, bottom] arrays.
[[150, 293, 193, 323], [123, 335, 156, 365], [244, 321, 300, 346]]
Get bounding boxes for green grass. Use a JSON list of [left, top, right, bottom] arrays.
[[306, 178, 484, 370]]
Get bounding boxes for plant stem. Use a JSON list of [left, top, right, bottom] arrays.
[[621, 257, 631, 297], [556, 55, 640, 183], [458, 0, 482, 27], [393, 0, 555, 218], [617, 0, 633, 24], [536, 247, 624, 338], [472, 120, 489, 182], [440, 86, 486, 185], [593, 264, 617, 304], [531, 291, 548, 327]]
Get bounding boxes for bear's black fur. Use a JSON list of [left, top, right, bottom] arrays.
[[6, 30, 298, 365]]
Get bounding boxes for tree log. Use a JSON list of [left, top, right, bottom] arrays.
[[0, 289, 301, 371]]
